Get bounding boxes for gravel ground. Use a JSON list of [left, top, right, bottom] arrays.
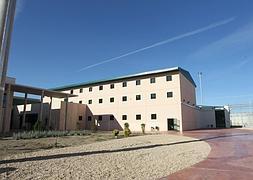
[[0, 134, 210, 180]]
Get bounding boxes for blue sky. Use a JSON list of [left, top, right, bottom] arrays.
[[9, 0, 253, 105]]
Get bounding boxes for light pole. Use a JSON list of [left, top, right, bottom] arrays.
[[198, 72, 203, 105], [0, 0, 16, 133]]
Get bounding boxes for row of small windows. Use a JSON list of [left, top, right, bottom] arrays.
[[123, 114, 157, 120], [87, 114, 157, 121], [87, 92, 173, 104], [70, 75, 172, 94]]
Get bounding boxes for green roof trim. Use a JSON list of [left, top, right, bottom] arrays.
[[50, 67, 196, 91]]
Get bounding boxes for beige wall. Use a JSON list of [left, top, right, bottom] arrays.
[[180, 103, 198, 130], [197, 108, 216, 129], [179, 73, 197, 131], [59, 102, 86, 130]]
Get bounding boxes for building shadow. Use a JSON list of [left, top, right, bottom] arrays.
[[85, 107, 123, 131], [0, 133, 251, 165], [0, 167, 17, 174]]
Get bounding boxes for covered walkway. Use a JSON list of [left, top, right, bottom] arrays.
[[0, 83, 76, 133]]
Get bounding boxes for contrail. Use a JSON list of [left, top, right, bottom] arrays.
[[207, 94, 253, 100], [78, 17, 235, 72]]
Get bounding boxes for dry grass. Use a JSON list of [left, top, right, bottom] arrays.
[[0, 131, 141, 159]]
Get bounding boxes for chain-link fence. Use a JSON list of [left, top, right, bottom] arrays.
[[229, 103, 253, 127]]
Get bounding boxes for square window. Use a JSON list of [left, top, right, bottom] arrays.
[[99, 99, 103, 103], [79, 100, 82, 104], [89, 87, 92, 92], [151, 93, 156, 99], [87, 116, 92, 121], [136, 114, 141, 120], [150, 78, 156, 84], [136, 95, 141, 100], [110, 97, 114, 103], [122, 96, 127, 101], [167, 92, 173, 98], [99, 86, 103, 90], [136, 80, 141, 85], [151, 114, 157, 120], [98, 115, 102, 121], [79, 116, 82, 120], [166, 75, 172, 81], [80, 88, 83, 93], [88, 100, 92, 104], [70, 90, 73, 94], [110, 115, 114, 120], [110, 84, 114, 89], [122, 115, 127, 120], [122, 81, 127, 87]]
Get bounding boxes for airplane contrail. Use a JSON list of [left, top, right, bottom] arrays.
[[78, 17, 236, 72]]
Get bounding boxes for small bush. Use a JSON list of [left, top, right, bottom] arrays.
[[141, 123, 145, 134], [155, 126, 160, 131], [33, 121, 43, 131], [112, 129, 119, 138], [124, 123, 129, 129], [124, 123, 131, 137], [124, 128, 131, 137]]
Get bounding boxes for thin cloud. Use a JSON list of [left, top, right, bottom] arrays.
[[78, 17, 236, 72], [207, 94, 253, 100], [189, 21, 253, 60], [15, 0, 26, 18]]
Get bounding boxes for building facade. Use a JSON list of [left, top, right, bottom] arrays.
[[2, 67, 230, 133], [48, 67, 200, 132]]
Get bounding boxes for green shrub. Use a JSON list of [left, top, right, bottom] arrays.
[[112, 129, 119, 138], [124, 123, 129, 129], [141, 123, 145, 134], [33, 121, 43, 131], [124, 128, 131, 137], [124, 123, 131, 137]]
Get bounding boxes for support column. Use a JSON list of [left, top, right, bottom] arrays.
[[3, 83, 12, 132], [39, 91, 44, 124], [22, 93, 27, 129], [48, 96, 52, 130], [64, 96, 68, 130]]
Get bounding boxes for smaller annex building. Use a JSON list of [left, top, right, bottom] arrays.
[[1, 67, 230, 133]]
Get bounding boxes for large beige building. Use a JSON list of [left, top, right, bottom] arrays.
[[48, 67, 207, 132], [1, 67, 230, 133]]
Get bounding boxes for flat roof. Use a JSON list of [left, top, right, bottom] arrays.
[[51, 67, 196, 91], [13, 96, 40, 105], [9, 83, 77, 98]]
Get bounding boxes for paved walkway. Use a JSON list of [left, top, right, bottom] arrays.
[[163, 128, 253, 180]]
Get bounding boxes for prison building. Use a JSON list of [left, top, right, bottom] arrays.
[[47, 67, 229, 132], [1, 67, 230, 133]]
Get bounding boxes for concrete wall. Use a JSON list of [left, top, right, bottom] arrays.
[[181, 103, 198, 131], [179, 73, 197, 131], [224, 106, 231, 128], [197, 108, 216, 129], [59, 102, 86, 130]]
